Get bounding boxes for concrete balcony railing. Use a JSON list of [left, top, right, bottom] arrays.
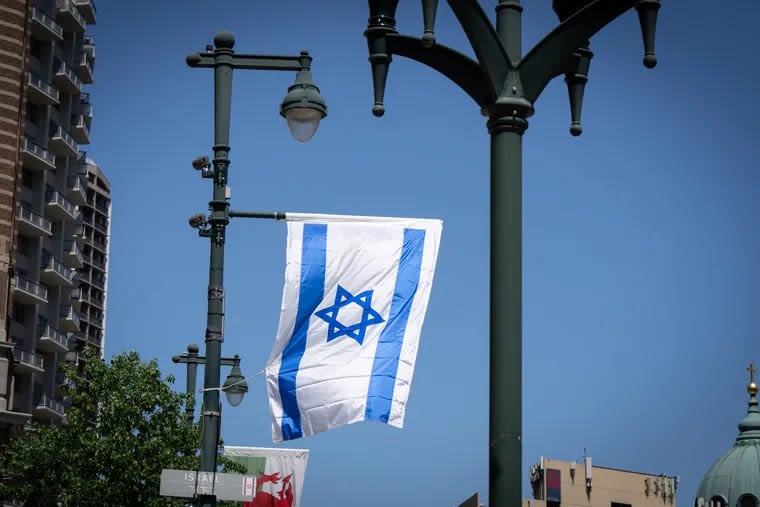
[[45, 186, 78, 221], [27, 73, 59, 105], [53, 60, 82, 95], [63, 239, 84, 269], [73, 0, 96, 24], [79, 95, 92, 121], [11, 276, 48, 305], [23, 137, 56, 171], [89, 274, 105, 290], [89, 234, 108, 254], [33, 393, 65, 421], [12, 347, 44, 374], [93, 219, 108, 234], [18, 205, 52, 237], [49, 125, 79, 158], [74, 51, 94, 84], [40, 254, 75, 287], [88, 291, 105, 310], [37, 323, 69, 354], [59, 305, 81, 333], [66, 174, 87, 206], [55, 0, 86, 32], [88, 254, 106, 272], [31, 6, 63, 41], [70, 114, 91, 145]]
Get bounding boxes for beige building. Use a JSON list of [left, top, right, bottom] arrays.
[[524, 456, 679, 507], [0, 0, 108, 442]]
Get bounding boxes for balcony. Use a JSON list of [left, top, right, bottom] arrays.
[[93, 218, 108, 234], [49, 125, 79, 158], [88, 254, 106, 272], [63, 240, 84, 269], [73, 0, 96, 24], [27, 73, 59, 106], [79, 95, 92, 122], [55, 0, 85, 32], [74, 51, 93, 84], [95, 200, 109, 215], [11, 276, 48, 305], [33, 394, 65, 422], [70, 114, 91, 144], [53, 61, 82, 95], [69, 287, 84, 310], [89, 273, 105, 290], [67, 174, 87, 205], [45, 186, 78, 221], [22, 137, 56, 171], [93, 237, 107, 255], [40, 255, 75, 287], [59, 305, 81, 333], [37, 324, 68, 354], [31, 7, 63, 41], [87, 311, 103, 328], [88, 291, 105, 310], [69, 220, 85, 245], [18, 206, 52, 237], [12, 347, 44, 374]]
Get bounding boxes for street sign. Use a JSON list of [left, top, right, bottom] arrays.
[[160, 469, 256, 501]]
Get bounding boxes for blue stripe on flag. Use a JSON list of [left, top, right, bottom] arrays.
[[278, 223, 327, 440], [365, 228, 426, 422]]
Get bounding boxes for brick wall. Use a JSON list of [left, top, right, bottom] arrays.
[[0, 0, 29, 421]]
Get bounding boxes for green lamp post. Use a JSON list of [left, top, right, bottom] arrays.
[[363, 1, 660, 505], [185, 31, 326, 507], [171, 344, 249, 423]]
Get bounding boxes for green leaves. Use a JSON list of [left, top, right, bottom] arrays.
[[0, 348, 223, 506]]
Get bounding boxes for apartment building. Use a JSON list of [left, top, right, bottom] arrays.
[[0, 0, 107, 441], [524, 456, 679, 507]]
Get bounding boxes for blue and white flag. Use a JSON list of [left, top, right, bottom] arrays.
[[266, 213, 442, 442]]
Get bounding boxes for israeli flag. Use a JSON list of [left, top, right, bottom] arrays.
[[266, 213, 442, 442]]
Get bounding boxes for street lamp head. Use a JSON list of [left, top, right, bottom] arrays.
[[192, 155, 210, 171], [222, 355, 248, 407], [188, 213, 207, 229], [280, 51, 327, 142]]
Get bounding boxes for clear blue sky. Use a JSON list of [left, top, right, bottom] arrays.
[[89, 2, 759, 506]]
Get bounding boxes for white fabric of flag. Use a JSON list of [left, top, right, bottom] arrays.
[[266, 213, 442, 442]]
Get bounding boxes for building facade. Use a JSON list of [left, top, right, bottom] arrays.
[[0, 0, 106, 441], [525, 456, 679, 507]]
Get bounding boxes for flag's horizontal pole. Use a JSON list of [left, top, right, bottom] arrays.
[[228, 210, 285, 220]]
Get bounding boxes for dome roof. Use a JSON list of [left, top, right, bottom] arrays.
[[695, 364, 760, 507]]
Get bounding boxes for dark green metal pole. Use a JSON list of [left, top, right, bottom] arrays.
[[488, 115, 525, 507], [490, 3, 524, 506], [198, 31, 235, 507], [186, 347, 198, 423]]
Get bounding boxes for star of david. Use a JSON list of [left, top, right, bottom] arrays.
[[313, 285, 385, 345]]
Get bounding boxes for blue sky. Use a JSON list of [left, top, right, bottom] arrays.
[[89, 2, 759, 506]]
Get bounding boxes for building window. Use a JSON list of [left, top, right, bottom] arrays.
[[739, 495, 758, 507], [612, 503, 631, 507], [711, 496, 728, 507], [30, 38, 41, 59], [12, 305, 24, 324], [17, 235, 30, 256], [21, 170, 34, 190], [26, 103, 39, 126]]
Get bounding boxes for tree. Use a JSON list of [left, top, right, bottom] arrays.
[[0, 347, 242, 506]]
